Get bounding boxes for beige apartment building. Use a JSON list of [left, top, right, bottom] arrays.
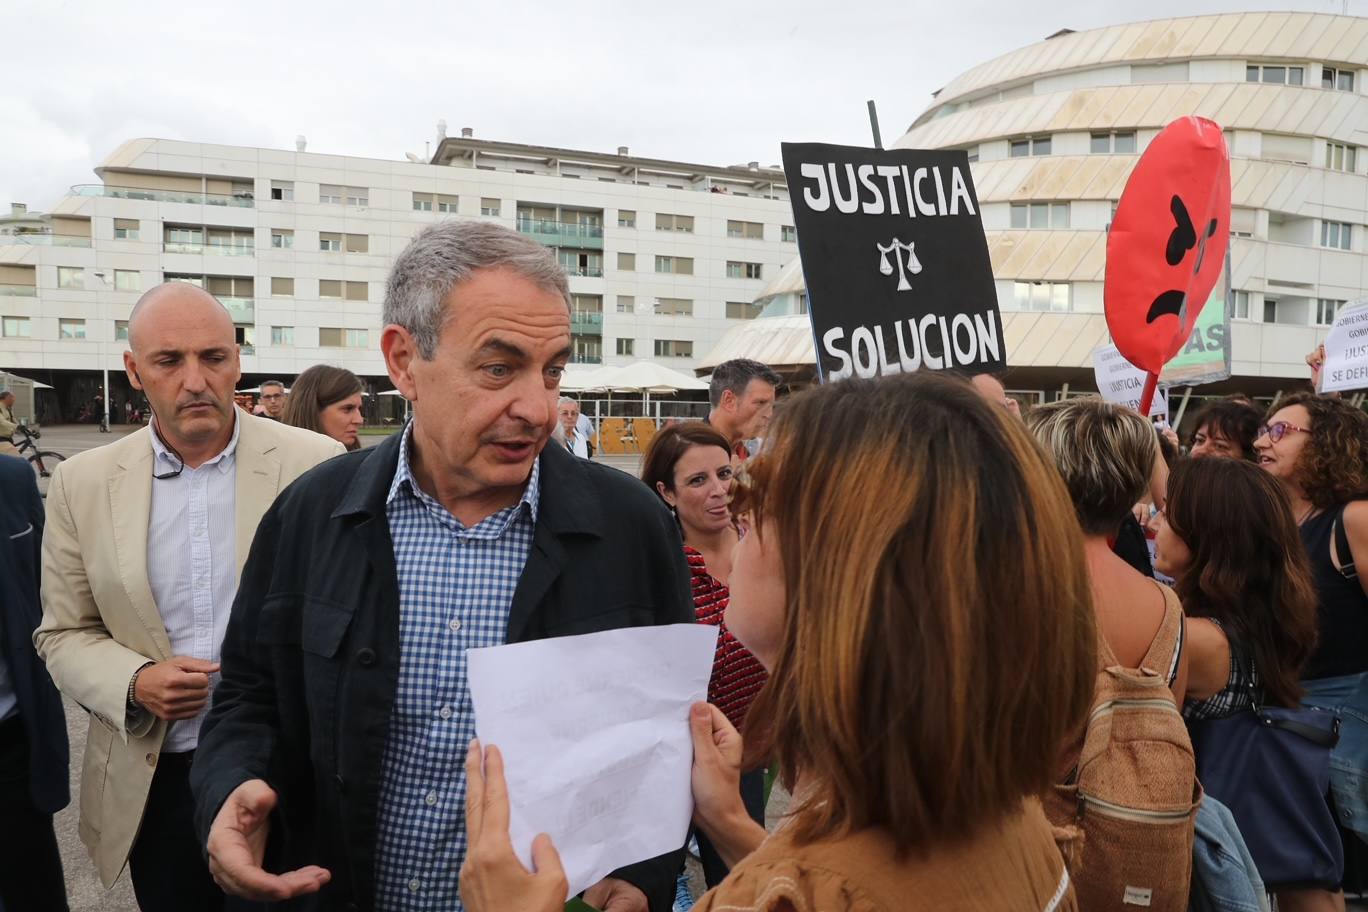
[[0, 130, 794, 421]]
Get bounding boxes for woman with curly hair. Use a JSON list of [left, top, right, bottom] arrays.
[[1257, 392, 1368, 850]]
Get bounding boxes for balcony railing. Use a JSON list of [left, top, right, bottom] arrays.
[[220, 297, 255, 323], [562, 265, 604, 278], [71, 184, 255, 208], [163, 241, 256, 256], [0, 284, 37, 297], [571, 311, 604, 334], [516, 217, 604, 249], [570, 353, 603, 364], [0, 233, 92, 247]]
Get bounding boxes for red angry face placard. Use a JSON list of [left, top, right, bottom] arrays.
[[1104, 116, 1231, 376]]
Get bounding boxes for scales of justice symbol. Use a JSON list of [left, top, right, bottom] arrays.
[[877, 239, 922, 291]]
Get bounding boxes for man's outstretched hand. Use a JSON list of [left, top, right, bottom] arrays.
[[207, 778, 331, 901]]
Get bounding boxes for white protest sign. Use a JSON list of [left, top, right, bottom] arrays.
[[1094, 344, 1169, 418], [467, 624, 718, 897], [1320, 301, 1368, 394]]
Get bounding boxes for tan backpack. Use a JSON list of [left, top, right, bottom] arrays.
[[1046, 586, 1201, 911]]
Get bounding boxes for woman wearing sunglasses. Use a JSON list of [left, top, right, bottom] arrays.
[[1257, 392, 1368, 855], [461, 372, 1094, 912]]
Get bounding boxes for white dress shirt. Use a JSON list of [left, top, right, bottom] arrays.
[[146, 415, 239, 752], [565, 427, 590, 458]]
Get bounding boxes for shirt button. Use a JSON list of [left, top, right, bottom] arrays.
[[408, 878, 421, 893], [439, 706, 453, 720], [448, 618, 461, 632], [425, 790, 438, 806]]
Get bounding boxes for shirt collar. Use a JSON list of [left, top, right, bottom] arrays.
[[148, 409, 241, 475], [387, 421, 541, 525]]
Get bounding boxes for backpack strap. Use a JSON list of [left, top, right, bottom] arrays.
[[1333, 504, 1358, 582], [1140, 583, 1185, 684]]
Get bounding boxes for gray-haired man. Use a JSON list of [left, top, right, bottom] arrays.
[[192, 221, 692, 912]]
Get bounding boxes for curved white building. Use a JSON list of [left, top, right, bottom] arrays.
[[703, 12, 1368, 406]]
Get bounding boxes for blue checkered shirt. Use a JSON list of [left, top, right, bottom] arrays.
[[373, 424, 540, 910]]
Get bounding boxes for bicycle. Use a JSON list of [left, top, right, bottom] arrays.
[[12, 424, 65, 478]]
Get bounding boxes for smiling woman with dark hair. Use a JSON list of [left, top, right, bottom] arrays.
[[461, 372, 1096, 912]]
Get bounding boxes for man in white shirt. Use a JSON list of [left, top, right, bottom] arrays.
[[558, 396, 590, 458], [34, 283, 343, 910]]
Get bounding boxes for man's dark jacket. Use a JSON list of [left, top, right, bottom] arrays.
[[0, 454, 70, 814], [191, 433, 694, 911]]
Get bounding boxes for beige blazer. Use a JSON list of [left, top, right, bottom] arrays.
[[34, 413, 344, 887]]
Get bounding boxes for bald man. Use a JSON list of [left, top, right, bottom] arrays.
[[33, 283, 344, 910]]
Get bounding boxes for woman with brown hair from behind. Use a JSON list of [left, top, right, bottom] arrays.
[[1155, 456, 1329, 909], [460, 371, 1097, 911]]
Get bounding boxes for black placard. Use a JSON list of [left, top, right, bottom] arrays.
[[781, 142, 1006, 380]]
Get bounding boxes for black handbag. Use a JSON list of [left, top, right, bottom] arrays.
[[1189, 695, 1343, 890]]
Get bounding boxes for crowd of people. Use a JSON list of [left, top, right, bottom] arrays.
[[1, 217, 1366, 912]]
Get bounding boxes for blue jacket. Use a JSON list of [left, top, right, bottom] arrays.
[[1190, 796, 1269, 912], [0, 454, 69, 813]]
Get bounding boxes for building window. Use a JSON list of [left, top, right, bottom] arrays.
[[1090, 131, 1137, 154], [319, 327, 369, 348], [114, 269, 140, 292], [270, 180, 294, 201], [781, 225, 797, 243], [345, 281, 368, 301], [115, 320, 129, 341], [437, 194, 458, 213], [965, 145, 980, 163], [271, 277, 294, 297], [726, 261, 763, 279], [1233, 290, 1250, 320], [345, 233, 368, 253], [1326, 142, 1358, 172], [1247, 64, 1304, 85], [271, 325, 294, 346], [618, 210, 636, 228], [114, 218, 139, 240], [319, 279, 343, 299], [616, 295, 635, 313], [1012, 281, 1072, 312], [655, 255, 693, 275], [345, 187, 368, 206], [2, 316, 31, 338], [413, 192, 434, 212], [1321, 220, 1352, 250], [655, 213, 694, 232], [726, 220, 764, 240], [319, 232, 342, 252], [1010, 136, 1052, 158], [271, 229, 293, 249], [57, 267, 82, 288], [319, 184, 343, 205], [616, 338, 634, 356], [653, 339, 694, 358], [1317, 298, 1344, 326], [1323, 66, 1355, 92], [654, 298, 693, 316], [617, 252, 636, 272], [726, 301, 764, 319], [480, 198, 501, 217], [58, 318, 86, 339], [1010, 202, 1070, 229]]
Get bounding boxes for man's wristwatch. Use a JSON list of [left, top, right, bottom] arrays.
[[127, 662, 154, 711]]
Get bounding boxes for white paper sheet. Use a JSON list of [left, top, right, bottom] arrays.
[[1320, 300, 1368, 394], [467, 623, 718, 898], [1093, 343, 1169, 419]]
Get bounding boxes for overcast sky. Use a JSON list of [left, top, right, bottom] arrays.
[[1, 0, 1360, 211]]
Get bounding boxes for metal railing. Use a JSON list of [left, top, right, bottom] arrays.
[[0, 234, 92, 247], [163, 241, 255, 256], [220, 297, 255, 322], [570, 312, 604, 333], [562, 265, 604, 278], [516, 217, 604, 240], [71, 184, 255, 208]]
